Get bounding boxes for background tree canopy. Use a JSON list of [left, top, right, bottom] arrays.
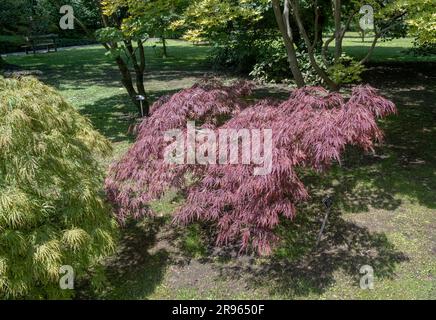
[[171, 0, 435, 86]]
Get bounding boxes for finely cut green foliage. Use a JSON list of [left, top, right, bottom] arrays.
[[0, 76, 118, 299]]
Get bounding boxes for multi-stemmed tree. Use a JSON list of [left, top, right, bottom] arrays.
[[95, 0, 151, 115], [93, 0, 189, 115], [272, 0, 409, 90]]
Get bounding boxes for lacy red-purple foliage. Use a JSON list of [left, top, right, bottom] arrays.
[[105, 81, 396, 254]]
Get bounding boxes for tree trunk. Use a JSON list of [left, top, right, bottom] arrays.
[[290, 0, 339, 91], [0, 56, 6, 69], [308, 47, 338, 91], [114, 56, 143, 114], [333, 0, 342, 63], [122, 40, 150, 116], [359, 33, 380, 64], [316, 10, 325, 50], [271, 0, 305, 88], [135, 71, 149, 116], [97, 9, 150, 116], [161, 36, 168, 58], [136, 40, 149, 116]]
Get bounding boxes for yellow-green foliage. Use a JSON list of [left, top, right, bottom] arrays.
[[172, 0, 266, 43], [391, 0, 436, 46], [0, 77, 118, 299], [327, 55, 366, 85]]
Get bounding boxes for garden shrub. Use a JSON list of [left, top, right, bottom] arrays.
[[327, 54, 366, 85], [249, 40, 364, 86], [0, 76, 118, 299], [249, 39, 329, 85], [249, 39, 291, 83], [106, 80, 396, 255], [294, 48, 328, 85], [210, 42, 259, 75]]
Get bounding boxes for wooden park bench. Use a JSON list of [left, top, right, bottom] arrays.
[[192, 40, 210, 46], [22, 34, 58, 54]]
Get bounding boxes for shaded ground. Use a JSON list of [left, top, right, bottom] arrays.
[[4, 41, 435, 299]]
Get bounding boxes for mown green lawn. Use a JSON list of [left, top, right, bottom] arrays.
[[3, 39, 435, 300], [4, 40, 213, 159], [329, 33, 436, 62]]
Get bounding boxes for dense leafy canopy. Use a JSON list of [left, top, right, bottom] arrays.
[[172, 0, 268, 43], [106, 80, 396, 254], [0, 77, 117, 298], [100, 0, 188, 39], [396, 0, 436, 46]]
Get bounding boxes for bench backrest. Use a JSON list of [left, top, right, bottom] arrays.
[[25, 34, 58, 43]]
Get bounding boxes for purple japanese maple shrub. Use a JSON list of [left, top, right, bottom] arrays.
[[105, 81, 396, 254]]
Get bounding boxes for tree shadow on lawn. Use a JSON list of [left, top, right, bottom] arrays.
[[207, 184, 408, 298], [4, 48, 123, 89], [138, 155, 410, 298], [299, 62, 436, 214], [343, 46, 417, 62], [82, 164, 409, 299], [79, 93, 139, 144], [78, 88, 181, 144], [77, 218, 171, 300], [360, 62, 436, 210], [4, 44, 211, 91]]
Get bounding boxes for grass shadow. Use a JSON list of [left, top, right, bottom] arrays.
[[78, 218, 170, 299], [78, 93, 137, 143], [213, 200, 408, 297]]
